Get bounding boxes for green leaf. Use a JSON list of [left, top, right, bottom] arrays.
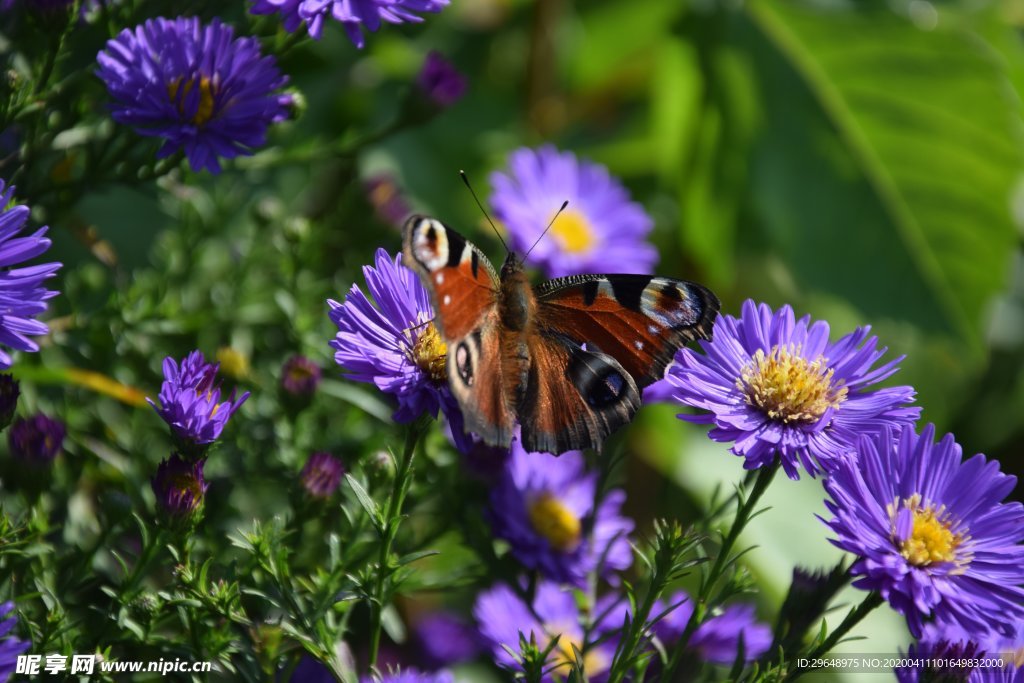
[[743, 1, 1021, 348], [344, 474, 382, 529]]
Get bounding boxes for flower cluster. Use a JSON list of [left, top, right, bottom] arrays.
[[97, 17, 292, 173], [0, 602, 29, 682], [300, 451, 344, 499], [8, 413, 65, 464], [250, 0, 450, 48], [151, 454, 208, 525]]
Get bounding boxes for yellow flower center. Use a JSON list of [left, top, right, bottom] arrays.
[[168, 76, 217, 126], [738, 346, 847, 424], [170, 472, 202, 500], [545, 629, 609, 677], [888, 495, 966, 567], [550, 209, 597, 254], [411, 322, 447, 383], [528, 494, 582, 552]]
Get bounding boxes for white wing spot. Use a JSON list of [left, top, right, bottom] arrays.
[[648, 324, 660, 335], [435, 273, 444, 285], [443, 294, 452, 306], [634, 340, 644, 351]]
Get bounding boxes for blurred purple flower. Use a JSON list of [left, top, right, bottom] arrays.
[[361, 669, 453, 683], [8, 413, 65, 464], [487, 439, 633, 587], [364, 174, 412, 228], [328, 248, 464, 433], [653, 592, 771, 664], [151, 453, 208, 520], [413, 611, 483, 668], [0, 601, 29, 682], [147, 350, 249, 451], [651, 299, 919, 479], [281, 355, 321, 397], [300, 451, 344, 499], [0, 180, 61, 370], [474, 581, 627, 681], [250, 0, 449, 48], [96, 17, 291, 173], [416, 51, 466, 108], [489, 145, 657, 278], [824, 424, 1024, 638]]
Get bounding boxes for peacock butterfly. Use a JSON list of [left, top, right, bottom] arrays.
[[402, 215, 719, 454]]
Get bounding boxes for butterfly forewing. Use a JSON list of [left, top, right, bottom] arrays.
[[402, 215, 500, 341], [534, 274, 719, 388]]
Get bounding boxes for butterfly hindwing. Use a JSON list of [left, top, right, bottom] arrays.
[[534, 274, 719, 388], [402, 216, 516, 446], [518, 333, 640, 454]]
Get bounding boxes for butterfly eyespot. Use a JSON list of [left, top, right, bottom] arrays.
[[587, 370, 626, 408], [455, 342, 474, 386]]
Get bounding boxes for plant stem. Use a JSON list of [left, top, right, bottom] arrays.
[[367, 419, 425, 669], [660, 463, 778, 682], [784, 592, 884, 681]]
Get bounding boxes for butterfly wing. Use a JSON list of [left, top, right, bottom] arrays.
[[533, 274, 719, 388], [518, 332, 641, 454], [401, 216, 516, 447]]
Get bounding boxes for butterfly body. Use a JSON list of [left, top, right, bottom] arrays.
[[403, 215, 718, 454]]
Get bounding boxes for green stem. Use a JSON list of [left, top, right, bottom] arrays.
[[660, 463, 778, 682], [367, 420, 425, 669], [784, 592, 884, 682]]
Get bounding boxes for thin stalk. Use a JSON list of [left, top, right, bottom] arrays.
[[660, 463, 778, 682], [367, 420, 425, 668], [783, 592, 884, 682]]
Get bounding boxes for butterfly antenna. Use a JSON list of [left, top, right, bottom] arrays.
[[523, 200, 569, 262], [460, 170, 508, 253]]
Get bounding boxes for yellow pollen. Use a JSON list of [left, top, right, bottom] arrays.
[[168, 76, 217, 126], [528, 494, 582, 552], [550, 209, 597, 254], [170, 472, 202, 499], [890, 496, 965, 567], [411, 322, 447, 383], [738, 345, 847, 424]]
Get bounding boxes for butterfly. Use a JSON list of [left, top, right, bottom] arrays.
[[402, 215, 719, 454]]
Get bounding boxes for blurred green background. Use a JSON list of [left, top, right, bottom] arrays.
[[4, 0, 1024, 679]]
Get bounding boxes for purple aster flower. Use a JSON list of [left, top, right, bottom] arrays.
[[8, 413, 64, 464], [250, 0, 449, 48], [474, 581, 626, 681], [653, 592, 771, 664], [0, 180, 61, 370], [0, 375, 19, 430], [96, 17, 292, 174], [413, 611, 484, 668], [281, 355, 321, 396], [147, 350, 250, 451], [652, 299, 920, 479], [0, 601, 29, 682], [487, 437, 633, 586], [299, 451, 344, 499], [823, 424, 1024, 639], [151, 453, 208, 520], [415, 51, 466, 108], [489, 145, 657, 278], [361, 669, 454, 683], [328, 248, 464, 434]]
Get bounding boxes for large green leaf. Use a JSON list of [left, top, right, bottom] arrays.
[[742, 1, 1022, 349]]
